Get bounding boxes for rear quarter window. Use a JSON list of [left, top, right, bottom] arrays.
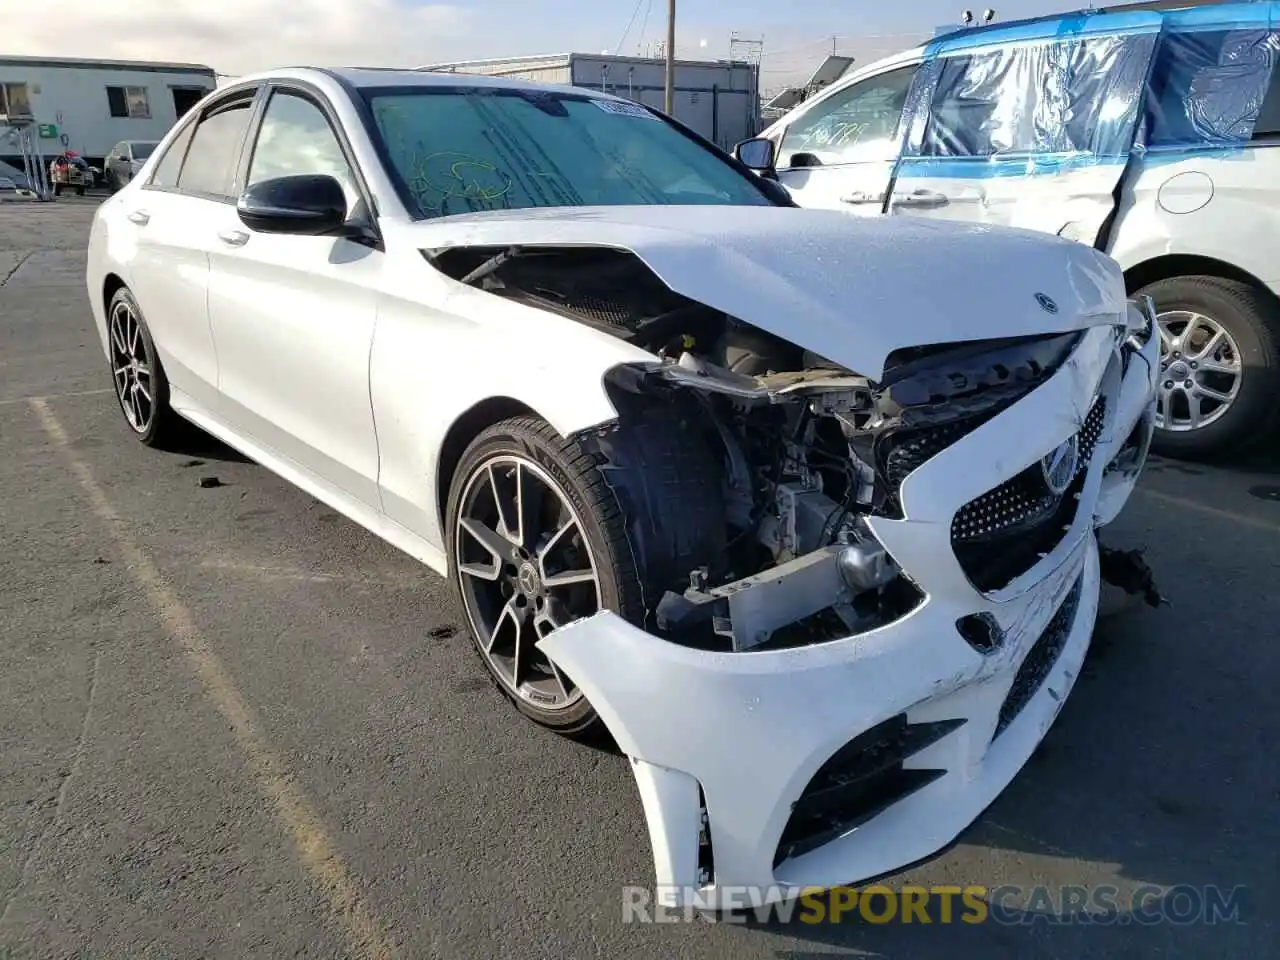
[[1145, 28, 1280, 147]]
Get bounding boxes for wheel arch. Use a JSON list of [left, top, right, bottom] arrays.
[[1123, 254, 1278, 303], [102, 272, 128, 313], [434, 396, 542, 532]]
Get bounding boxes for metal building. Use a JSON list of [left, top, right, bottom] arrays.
[[0, 55, 215, 168], [419, 54, 762, 151]]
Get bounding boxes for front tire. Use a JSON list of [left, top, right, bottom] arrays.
[[445, 411, 725, 739], [106, 287, 187, 447], [1137, 275, 1280, 460]]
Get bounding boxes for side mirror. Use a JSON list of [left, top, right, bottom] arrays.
[[237, 174, 348, 236], [733, 137, 777, 172]]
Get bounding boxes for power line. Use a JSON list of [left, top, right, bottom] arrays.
[[614, 0, 647, 56]]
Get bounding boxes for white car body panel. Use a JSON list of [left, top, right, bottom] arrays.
[[401, 205, 1126, 383], [84, 66, 1159, 902], [542, 323, 1158, 907]]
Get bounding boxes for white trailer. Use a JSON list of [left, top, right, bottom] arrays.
[[0, 55, 215, 167], [421, 54, 762, 152]]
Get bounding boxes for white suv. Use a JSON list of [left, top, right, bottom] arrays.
[[743, 1, 1280, 459]]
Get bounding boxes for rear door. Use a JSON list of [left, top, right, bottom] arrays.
[[121, 88, 259, 408], [888, 12, 1163, 245], [770, 61, 920, 214]]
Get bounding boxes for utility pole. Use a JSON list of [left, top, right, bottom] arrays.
[[664, 0, 676, 114]]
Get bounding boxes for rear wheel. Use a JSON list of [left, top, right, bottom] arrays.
[[1137, 276, 1280, 460], [445, 412, 724, 738], [107, 287, 187, 447]]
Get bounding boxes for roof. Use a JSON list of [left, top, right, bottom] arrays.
[[226, 66, 629, 101], [0, 54, 215, 75]]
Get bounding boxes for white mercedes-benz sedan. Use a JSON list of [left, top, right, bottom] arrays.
[[87, 67, 1162, 908]]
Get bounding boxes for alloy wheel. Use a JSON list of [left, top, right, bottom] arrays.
[[109, 298, 154, 434], [454, 454, 602, 711], [1155, 310, 1242, 432]]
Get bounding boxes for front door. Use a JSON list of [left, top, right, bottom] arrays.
[[888, 12, 1163, 245], [205, 84, 383, 508], [772, 63, 919, 215]]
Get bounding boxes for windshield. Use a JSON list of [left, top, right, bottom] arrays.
[[131, 142, 157, 160], [361, 86, 775, 220]]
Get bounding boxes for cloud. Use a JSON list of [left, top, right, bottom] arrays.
[[1, 0, 474, 75]]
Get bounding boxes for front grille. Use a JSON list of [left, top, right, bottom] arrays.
[[993, 573, 1084, 740], [951, 397, 1106, 592], [773, 715, 963, 868]]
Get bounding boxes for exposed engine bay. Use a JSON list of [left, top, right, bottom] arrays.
[[430, 244, 1157, 653]]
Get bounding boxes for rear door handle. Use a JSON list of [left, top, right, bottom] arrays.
[[127, 209, 150, 225], [217, 229, 249, 247], [891, 190, 949, 209], [839, 191, 886, 206]]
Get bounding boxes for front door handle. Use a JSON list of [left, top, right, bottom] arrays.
[[891, 190, 949, 209], [217, 229, 250, 247], [127, 209, 150, 225]]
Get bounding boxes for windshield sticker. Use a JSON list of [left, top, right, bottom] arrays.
[[592, 99, 661, 120]]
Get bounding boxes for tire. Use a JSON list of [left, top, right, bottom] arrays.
[[444, 412, 724, 739], [75, 185, 85, 196], [1137, 275, 1280, 460], [106, 287, 188, 448]]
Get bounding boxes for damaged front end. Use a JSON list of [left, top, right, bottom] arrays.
[[433, 239, 1162, 906]]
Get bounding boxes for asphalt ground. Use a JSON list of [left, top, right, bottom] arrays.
[[1, 199, 1277, 959]]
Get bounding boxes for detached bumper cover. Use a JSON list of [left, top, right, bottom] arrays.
[[540, 316, 1158, 908]]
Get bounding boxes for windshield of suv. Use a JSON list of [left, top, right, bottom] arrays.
[[131, 142, 157, 160], [361, 86, 775, 220]]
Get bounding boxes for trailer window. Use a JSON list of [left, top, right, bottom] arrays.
[[107, 86, 152, 120]]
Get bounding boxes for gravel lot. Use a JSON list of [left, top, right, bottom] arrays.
[[1, 199, 1277, 959]]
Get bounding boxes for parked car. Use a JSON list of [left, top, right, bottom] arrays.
[[86, 67, 1160, 907], [745, 1, 1280, 460], [104, 140, 159, 191], [49, 152, 92, 196]]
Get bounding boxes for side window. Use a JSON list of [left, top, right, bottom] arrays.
[[247, 90, 358, 214], [148, 123, 196, 189], [1146, 28, 1280, 147], [922, 34, 1153, 158], [176, 97, 255, 199], [777, 66, 917, 168]]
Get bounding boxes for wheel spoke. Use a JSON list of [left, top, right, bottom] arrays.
[[1196, 384, 1233, 403], [487, 465, 519, 544], [111, 321, 128, 355], [459, 559, 502, 581], [1199, 358, 1238, 375], [128, 313, 141, 356], [134, 362, 151, 379], [542, 568, 597, 589], [487, 598, 519, 654], [548, 661, 573, 702], [134, 378, 151, 404], [1189, 328, 1224, 361], [1180, 387, 1202, 428], [514, 462, 546, 552], [1156, 321, 1176, 352], [459, 516, 515, 566], [539, 516, 578, 564]]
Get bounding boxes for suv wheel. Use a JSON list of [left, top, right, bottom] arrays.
[[1136, 276, 1280, 460]]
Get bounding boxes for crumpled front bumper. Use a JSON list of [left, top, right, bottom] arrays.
[[540, 312, 1159, 909]]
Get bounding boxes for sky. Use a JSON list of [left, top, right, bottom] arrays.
[[1, 0, 1074, 90]]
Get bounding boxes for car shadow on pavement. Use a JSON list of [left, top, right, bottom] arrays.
[[151, 423, 252, 464]]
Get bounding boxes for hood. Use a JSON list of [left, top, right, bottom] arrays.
[[405, 205, 1125, 382]]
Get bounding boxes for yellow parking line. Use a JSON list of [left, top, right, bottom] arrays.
[[1137, 487, 1280, 534], [28, 397, 398, 960]]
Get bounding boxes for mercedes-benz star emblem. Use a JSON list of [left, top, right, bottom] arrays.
[[1035, 292, 1059, 314], [1041, 436, 1080, 496]]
